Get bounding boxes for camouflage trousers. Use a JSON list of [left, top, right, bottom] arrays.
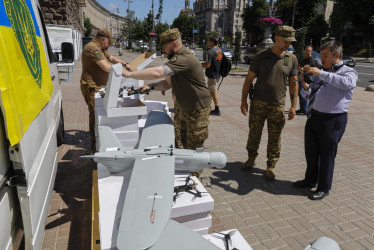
[[246, 99, 285, 170], [80, 83, 96, 143], [174, 101, 187, 149], [174, 103, 210, 150]]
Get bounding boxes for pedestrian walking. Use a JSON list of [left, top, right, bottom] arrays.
[[202, 32, 223, 116]]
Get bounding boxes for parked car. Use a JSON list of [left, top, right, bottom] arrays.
[[242, 46, 257, 64], [222, 48, 233, 61], [342, 56, 356, 67], [288, 45, 295, 54], [311, 51, 323, 68]]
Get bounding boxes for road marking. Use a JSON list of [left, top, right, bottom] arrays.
[[356, 64, 374, 68], [358, 73, 374, 76]]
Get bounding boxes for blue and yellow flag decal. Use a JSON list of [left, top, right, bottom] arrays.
[[0, 0, 53, 145]]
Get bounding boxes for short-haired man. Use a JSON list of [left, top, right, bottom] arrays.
[[296, 45, 320, 115], [80, 29, 133, 150], [293, 41, 357, 200], [202, 33, 222, 116], [240, 25, 299, 181], [123, 28, 211, 150]]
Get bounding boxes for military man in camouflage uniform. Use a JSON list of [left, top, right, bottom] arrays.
[[123, 28, 211, 150], [240, 26, 299, 181], [173, 96, 187, 148]]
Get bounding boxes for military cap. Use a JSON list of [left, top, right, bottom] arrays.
[[276, 25, 296, 42], [96, 29, 114, 42], [159, 28, 181, 48]]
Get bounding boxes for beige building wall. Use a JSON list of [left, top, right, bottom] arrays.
[[194, 0, 250, 41], [83, 0, 127, 40]]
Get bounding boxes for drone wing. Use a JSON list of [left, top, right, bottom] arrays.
[[97, 126, 124, 152], [138, 110, 174, 149], [149, 219, 220, 250], [117, 155, 174, 250]]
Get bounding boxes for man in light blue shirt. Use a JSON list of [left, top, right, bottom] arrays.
[[292, 40, 358, 200]]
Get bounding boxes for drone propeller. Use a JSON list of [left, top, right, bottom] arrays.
[[212, 229, 238, 250]]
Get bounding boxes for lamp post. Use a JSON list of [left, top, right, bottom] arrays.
[[150, 0, 156, 51], [124, 0, 133, 49], [292, 0, 297, 27]]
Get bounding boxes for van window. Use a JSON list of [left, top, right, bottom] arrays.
[[37, 8, 57, 63]]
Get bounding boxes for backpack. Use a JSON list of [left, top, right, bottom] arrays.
[[218, 52, 232, 90]]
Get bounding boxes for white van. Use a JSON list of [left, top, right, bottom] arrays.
[[0, 0, 72, 249]]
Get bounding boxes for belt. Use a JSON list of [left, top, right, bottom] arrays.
[[311, 109, 346, 117]]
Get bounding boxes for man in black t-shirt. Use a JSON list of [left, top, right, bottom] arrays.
[[202, 33, 222, 116], [297, 46, 320, 115]]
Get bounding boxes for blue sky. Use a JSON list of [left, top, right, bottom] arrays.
[[96, 0, 190, 25]]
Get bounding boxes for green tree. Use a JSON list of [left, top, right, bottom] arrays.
[[155, 22, 169, 46], [84, 14, 92, 37], [171, 14, 199, 43], [155, 0, 163, 24], [306, 13, 329, 49], [330, 0, 374, 45], [232, 30, 242, 68], [131, 17, 146, 42], [241, 0, 268, 45], [275, 0, 324, 29]]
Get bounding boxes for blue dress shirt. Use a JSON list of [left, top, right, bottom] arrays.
[[300, 62, 358, 114]]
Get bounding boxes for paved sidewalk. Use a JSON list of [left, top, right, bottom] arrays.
[[42, 49, 374, 249]]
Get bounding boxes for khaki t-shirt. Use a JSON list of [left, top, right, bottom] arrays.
[[80, 40, 111, 88], [250, 48, 298, 105], [166, 47, 210, 113]]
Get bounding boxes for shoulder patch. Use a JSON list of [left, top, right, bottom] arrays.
[[94, 50, 102, 59], [170, 56, 177, 62]]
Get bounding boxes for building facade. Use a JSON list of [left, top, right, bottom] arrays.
[[83, 0, 127, 40], [193, 0, 250, 40]]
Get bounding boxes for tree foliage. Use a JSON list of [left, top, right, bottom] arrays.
[[241, 0, 268, 45], [171, 14, 199, 43], [155, 0, 163, 24], [306, 13, 329, 49], [84, 14, 92, 37], [275, 0, 324, 29], [330, 0, 374, 41], [232, 30, 242, 68]]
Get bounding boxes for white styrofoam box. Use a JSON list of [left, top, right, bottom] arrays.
[[194, 227, 209, 236], [94, 89, 105, 107], [138, 118, 147, 129], [95, 107, 138, 133], [203, 229, 253, 250], [105, 99, 147, 117], [98, 207, 123, 250], [114, 131, 139, 141], [144, 100, 168, 112], [172, 213, 212, 231], [120, 139, 138, 149], [172, 211, 211, 223], [120, 77, 144, 89], [170, 175, 214, 218]]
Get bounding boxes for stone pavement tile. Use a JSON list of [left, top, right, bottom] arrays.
[[276, 226, 299, 237], [258, 223, 280, 239], [286, 218, 308, 233], [302, 229, 324, 242], [41, 229, 57, 249], [267, 220, 290, 230], [319, 227, 345, 243], [358, 237, 374, 250], [339, 240, 366, 250], [238, 210, 259, 220], [352, 221, 374, 235], [282, 236, 305, 249], [243, 232, 261, 247], [262, 238, 288, 249], [329, 226, 354, 243], [346, 228, 369, 239], [229, 201, 246, 214], [243, 216, 266, 227]]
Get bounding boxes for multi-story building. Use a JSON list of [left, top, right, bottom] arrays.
[[193, 0, 250, 40]]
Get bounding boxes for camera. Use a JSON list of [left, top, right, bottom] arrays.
[[299, 70, 312, 84]]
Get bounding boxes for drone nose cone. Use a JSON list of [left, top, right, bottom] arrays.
[[209, 152, 227, 169]]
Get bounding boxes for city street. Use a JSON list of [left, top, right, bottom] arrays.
[[41, 49, 374, 249]]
